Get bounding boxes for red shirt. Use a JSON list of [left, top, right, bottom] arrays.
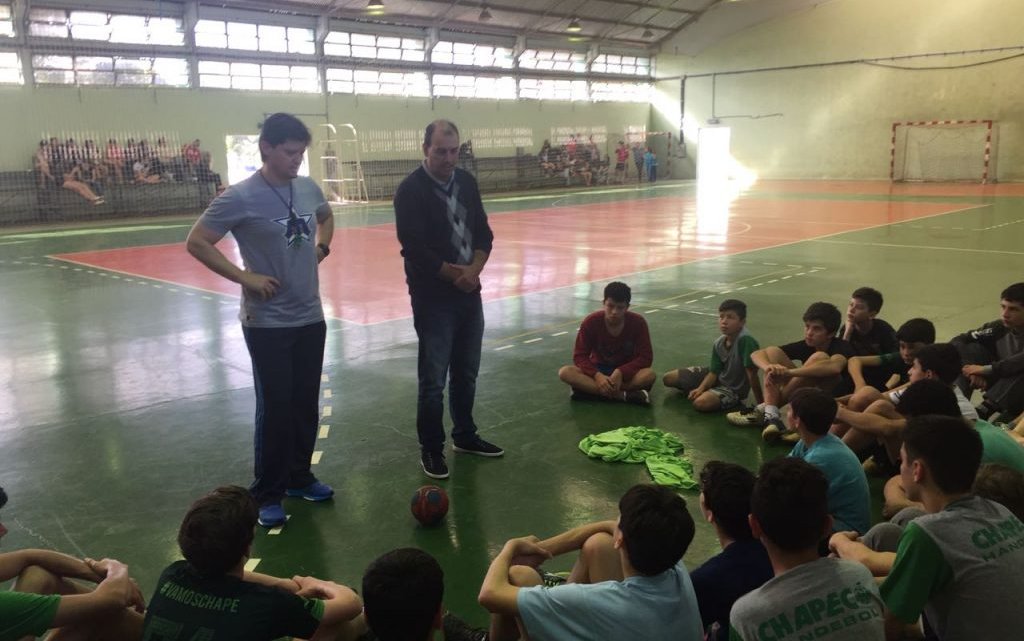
[[572, 310, 653, 380]]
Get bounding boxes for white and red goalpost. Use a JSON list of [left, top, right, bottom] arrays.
[[890, 119, 995, 183]]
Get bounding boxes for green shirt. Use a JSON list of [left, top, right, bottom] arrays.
[[881, 495, 1024, 639], [975, 419, 1024, 472], [0, 591, 60, 641], [142, 561, 325, 641]]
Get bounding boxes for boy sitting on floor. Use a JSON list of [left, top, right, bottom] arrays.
[[663, 299, 762, 413], [558, 281, 655, 405], [478, 484, 702, 641], [727, 302, 853, 439]]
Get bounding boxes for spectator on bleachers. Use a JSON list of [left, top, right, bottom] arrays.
[[566, 135, 577, 160], [586, 135, 600, 163], [104, 138, 126, 183], [82, 139, 100, 164], [614, 141, 629, 184], [34, 140, 55, 188], [64, 139, 81, 165], [62, 162, 105, 205], [182, 138, 202, 180], [196, 152, 225, 194], [133, 157, 161, 184]]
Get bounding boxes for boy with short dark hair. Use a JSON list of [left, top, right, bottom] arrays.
[[479, 484, 702, 641], [729, 458, 885, 641], [664, 299, 762, 412], [362, 548, 444, 641], [727, 302, 854, 440], [690, 462, 773, 641], [558, 281, 655, 405], [953, 282, 1024, 420], [847, 317, 935, 393], [840, 287, 897, 359], [879, 415, 1024, 639], [143, 486, 362, 640], [787, 388, 871, 534]]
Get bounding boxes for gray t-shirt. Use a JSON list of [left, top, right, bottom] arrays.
[[881, 495, 1024, 640], [729, 557, 884, 641], [198, 173, 327, 328]]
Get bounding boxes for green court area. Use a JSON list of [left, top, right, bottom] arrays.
[[0, 180, 1021, 624]]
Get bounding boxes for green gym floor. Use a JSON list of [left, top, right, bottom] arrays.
[[1, 179, 1021, 624]]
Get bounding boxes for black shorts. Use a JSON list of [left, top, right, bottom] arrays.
[[615, 162, 625, 170]]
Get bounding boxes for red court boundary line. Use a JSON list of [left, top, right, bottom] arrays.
[[49, 200, 991, 327]]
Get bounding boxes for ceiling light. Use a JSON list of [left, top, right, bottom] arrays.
[[367, 0, 384, 10], [566, 17, 582, 33], [642, 27, 653, 38], [479, 5, 492, 21]]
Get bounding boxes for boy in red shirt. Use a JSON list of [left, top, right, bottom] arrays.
[[558, 281, 655, 404]]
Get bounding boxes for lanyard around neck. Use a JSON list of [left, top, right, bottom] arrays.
[[259, 170, 295, 219]]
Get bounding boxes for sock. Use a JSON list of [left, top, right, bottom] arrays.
[[764, 405, 780, 421]]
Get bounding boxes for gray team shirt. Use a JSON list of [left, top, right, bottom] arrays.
[[198, 173, 327, 328], [729, 557, 884, 641]]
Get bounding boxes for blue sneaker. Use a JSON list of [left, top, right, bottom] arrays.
[[285, 481, 335, 502], [258, 503, 286, 528]]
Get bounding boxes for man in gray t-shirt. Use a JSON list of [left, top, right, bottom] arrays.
[[186, 113, 335, 528], [730, 458, 884, 641]]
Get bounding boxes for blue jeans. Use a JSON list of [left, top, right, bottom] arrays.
[[242, 321, 326, 506], [411, 293, 484, 452]]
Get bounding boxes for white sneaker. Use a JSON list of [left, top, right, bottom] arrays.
[[727, 406, 764, 426]]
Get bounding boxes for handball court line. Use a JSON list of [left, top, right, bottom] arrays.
[[48, 198, 987, 327]]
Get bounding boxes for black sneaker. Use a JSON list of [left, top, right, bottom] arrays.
[[421, 450, 450, 479], [442, 611, 488, 641], [624, 389, 651, 405], [453, 437, 504, 457]]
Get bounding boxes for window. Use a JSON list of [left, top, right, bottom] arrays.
[[432, 41, 513, 69], [590, 81, 651, 103], [32, 54, 189, 87], [28, 7, 185, 45], [518, 78, 589, 102], [195, 19, 314, 54], [0, 51, 22, 84], [325, 31, 425, 62], [327, 67, 429, 97], [592, 54, 651, 77], [432, 74, 516, 99], [198, 60, 319, 93], [518, 49, 587, 73], [0, 3, 14, 38]]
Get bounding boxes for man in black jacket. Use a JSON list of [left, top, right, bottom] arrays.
[[953, 282, 1024, 420], [394, 119, 504, 480]]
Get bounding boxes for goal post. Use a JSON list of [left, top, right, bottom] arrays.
[[890, 120, 995, 183]]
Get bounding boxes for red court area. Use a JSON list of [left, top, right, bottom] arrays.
[[53, 195, 967, 325]]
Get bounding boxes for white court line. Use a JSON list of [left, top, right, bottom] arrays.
[[321, 374, 329, 382], [685, 299, 698, 304], [666, 304, 679, 309], [267, 515, 291, 535], [322, 406, 332, 417], [646, 309, 661, 314], [311, 451, 323, 465], [324, 389, 332, 398], [244, 558, 261, 572], [319, 425, 330, 439], [523, 337, 543, 343], [495, 344, 514, 351], [551, 331, 569, 337], [814, 239, 1024, 255]]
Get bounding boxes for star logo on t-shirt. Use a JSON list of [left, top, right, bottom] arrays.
[[273, 213, 313, 247]]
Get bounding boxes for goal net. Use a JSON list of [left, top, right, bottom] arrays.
[[890, 120, 995, 183]]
